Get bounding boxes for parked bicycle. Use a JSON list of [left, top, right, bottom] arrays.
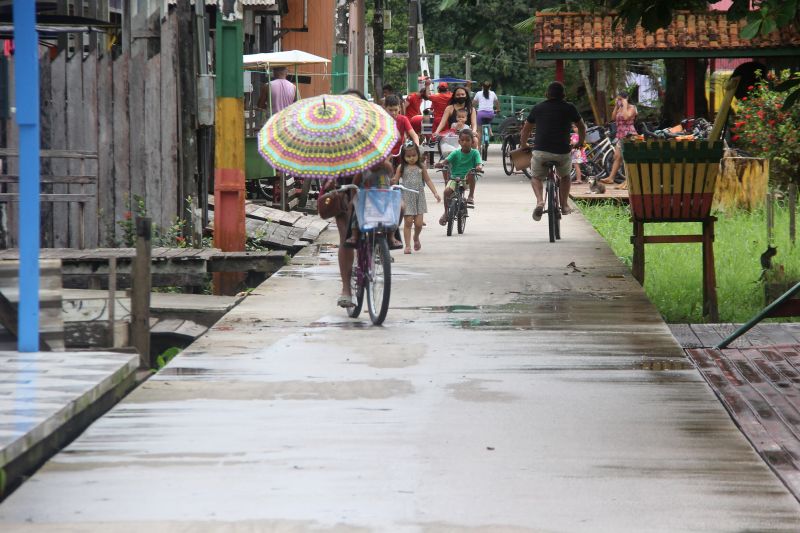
[[499, 109, 532, 178], [334, 182, 416, 325], [580, 125, 626, 183]]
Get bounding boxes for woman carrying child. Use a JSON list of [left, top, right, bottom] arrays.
[[393, 144, 441, 254], [433, 87, 479, 148]]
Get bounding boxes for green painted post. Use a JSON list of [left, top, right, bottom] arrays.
[[332, 54, 348, 94], [213, 5, 246, 295]]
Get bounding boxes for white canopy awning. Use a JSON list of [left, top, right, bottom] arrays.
[[243, 50, 330, 69]]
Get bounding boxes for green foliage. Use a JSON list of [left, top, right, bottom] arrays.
[[578, 201, 800, 323], [155, 347, 181, 370], [246, 225, 272, 251], [613, 0, 799, 38], [730, 69, 800, 189], [116, 195, 212, 248], [384, 0, 554, 96]]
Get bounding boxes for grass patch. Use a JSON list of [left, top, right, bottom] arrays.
[[577, 201, 800, 323]]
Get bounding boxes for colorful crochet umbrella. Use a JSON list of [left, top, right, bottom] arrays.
[[257, 94, 399, 180]]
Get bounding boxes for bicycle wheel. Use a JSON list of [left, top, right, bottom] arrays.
[[446, 196, 457, 236], [554, 184, 562, 241], [501, 138, 514, 176], [346, 241, 365, 318], [365, 234, 391, 325], [546, 179, 558, 243], [457, 199, 467, 234]]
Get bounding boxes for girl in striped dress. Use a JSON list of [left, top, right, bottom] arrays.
[[393, 144, 441, 254]]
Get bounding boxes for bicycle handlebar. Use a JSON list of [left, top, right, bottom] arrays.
[[392, 184, 419, 194], [332, 182, 418, 195]]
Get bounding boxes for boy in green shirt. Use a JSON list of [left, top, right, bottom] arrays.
[[435, 128, 482, 225]]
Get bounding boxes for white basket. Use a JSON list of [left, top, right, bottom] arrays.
[[439, 133, 460, 155], [356, 188, 402, 231], [585, 128, 602, 144]]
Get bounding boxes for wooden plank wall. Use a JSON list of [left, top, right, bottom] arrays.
[[282, 0, 334, 98], [1, 11, 180, 249]]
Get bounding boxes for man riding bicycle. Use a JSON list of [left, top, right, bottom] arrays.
[[519, 81, 586, 221]]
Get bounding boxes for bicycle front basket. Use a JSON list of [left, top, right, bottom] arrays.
[[356, 188, 402, 232]]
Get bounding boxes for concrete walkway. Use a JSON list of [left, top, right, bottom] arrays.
[[2, 146, 799, 532]]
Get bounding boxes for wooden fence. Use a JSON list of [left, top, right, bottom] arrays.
[[1, 13, 180, 249]]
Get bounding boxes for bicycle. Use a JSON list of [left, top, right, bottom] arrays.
[[480, 122, 491, 161], [336, 182, 416, 325], [541, 161, 562, 243], [499, 109, 532, 178], [437, 164, 481, 237]]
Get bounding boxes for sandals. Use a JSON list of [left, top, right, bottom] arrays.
[[532, 204, 544, 221], [414, 240, 421, 251], [404, 248, 412, 254], [439, 215, 447, 226], [599, 177, 615, 185], [337, 295, 355, 308], [389, 239, 404, 250], [466, 198, 475, 205]]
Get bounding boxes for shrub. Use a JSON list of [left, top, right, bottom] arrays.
[[730, 69, 800, 190]]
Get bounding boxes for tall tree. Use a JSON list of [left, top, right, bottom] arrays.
[[422, 0, 558, 96]]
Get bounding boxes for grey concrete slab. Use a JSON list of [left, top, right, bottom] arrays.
[[1, 145, 799, 532], [0, 350, 139, 468]]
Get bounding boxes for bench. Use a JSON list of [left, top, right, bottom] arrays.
[[623, 140, 724, 321]]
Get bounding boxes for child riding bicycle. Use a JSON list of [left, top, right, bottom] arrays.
[[435, 128, 482, 225]]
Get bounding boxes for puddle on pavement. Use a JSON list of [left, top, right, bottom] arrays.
[[158, 367, 234, 376], [307, 320, 370, 329]]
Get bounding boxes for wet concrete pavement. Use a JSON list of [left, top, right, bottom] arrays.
[[2, 146, 800, 532]]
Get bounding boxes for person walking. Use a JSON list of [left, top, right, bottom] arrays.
[[518, 81, 586, 220], [601, 90, 637, 188], [257, 66, 297, 115], [392, 144, 440, 254]]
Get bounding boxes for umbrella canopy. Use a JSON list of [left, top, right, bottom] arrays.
[[258, 94, 399, 180], [431, 76, 472, 84], [243, 50, 330, 70]]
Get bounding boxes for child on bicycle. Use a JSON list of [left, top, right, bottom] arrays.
[[435, 128, 482, 225], [392, 144, 441, 254]]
